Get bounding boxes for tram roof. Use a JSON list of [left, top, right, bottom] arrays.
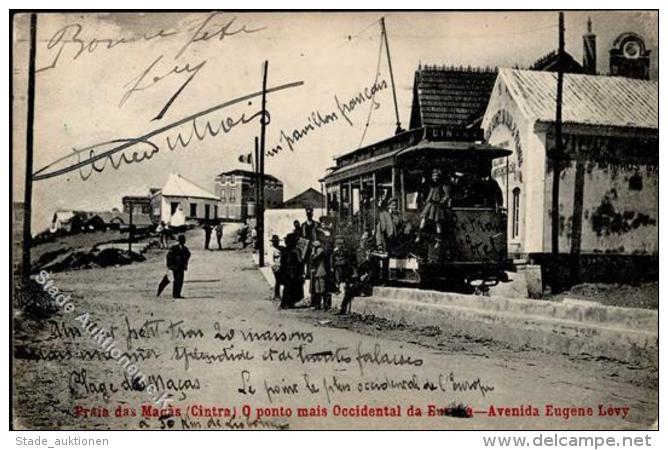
[[324, 137, 510, 185], [396, 140, 511, 159]]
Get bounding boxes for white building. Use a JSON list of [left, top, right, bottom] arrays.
[[153, 173, 221, 225], [482, 68, 657, 283]]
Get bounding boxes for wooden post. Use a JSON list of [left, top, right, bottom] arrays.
[[254, 137, 259, 222], [21, 13, 37, 285], [258, 61, 268, 267], [347, 181, 352, 219], [359, 176, 363, 233], [372, 173, 377, 225], [128, 204, 133, 253], [399, 169, 405, 212]]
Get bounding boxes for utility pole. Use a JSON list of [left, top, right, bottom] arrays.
[[258, 61, 269, 267], [21, 13, 37, 285], [128, 204, 133, 253], [254, 136, 260, 225], [380, 17, 403, 135], [551, 12, 565, 260]]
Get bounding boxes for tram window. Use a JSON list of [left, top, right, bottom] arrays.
[[512, 187, 520, 238], [340, 185, 350, 216], [406, 192, 419, 210], [352, 187, 360, 214], [328, 192, 339, 212], [403, 168, 425, 211], [375, 169, 393, 205]]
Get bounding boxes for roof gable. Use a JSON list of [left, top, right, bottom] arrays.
[[161, 173, 219, 200], [280, 188, 325, 209], [409, 66, 498, 129], [530, 50, 585, 74]]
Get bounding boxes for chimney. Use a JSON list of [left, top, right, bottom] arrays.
[[583, 17, 597, 74]]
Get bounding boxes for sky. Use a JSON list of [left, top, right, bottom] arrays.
[[12, 11, 658, 234]]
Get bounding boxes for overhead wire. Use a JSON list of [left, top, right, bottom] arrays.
[[357, 21, 385, 149]]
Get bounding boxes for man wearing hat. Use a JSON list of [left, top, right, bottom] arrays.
[[270, 235, 284, 301], [308, 240, 328, 310], [301, 207, 320, 242], [375, 198, 403, 285], [300, 207, 321, 297], [376, 198, 402, 252], [166, 234, 191, 299]]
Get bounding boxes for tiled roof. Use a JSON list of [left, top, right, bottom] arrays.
[[496, 69, 658, 129], [409, 66, 498, 129]]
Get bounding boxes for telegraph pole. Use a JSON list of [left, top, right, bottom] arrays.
[[258, 61, 268, 267], [254, 136, 260, 226], [551, 12, 565, 259], [21, 13, 37, 285], [128, 204, 133, 253]]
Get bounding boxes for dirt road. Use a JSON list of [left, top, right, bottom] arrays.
[[12, 230, 658, 430]]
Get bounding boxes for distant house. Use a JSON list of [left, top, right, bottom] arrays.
[[80, 211, 118, 231], [50, 210, 86, 233], [153, 173, 221, 225], [85, 214, 109, 231], [215, 169, 284, 221], [48, 208, 154, 234], [89, 211, 153, 231], [279, 188, 325, 210]]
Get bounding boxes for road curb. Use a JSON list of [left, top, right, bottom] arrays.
[[352, 287, 657, 365]]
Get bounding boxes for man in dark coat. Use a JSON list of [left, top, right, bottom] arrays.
[[301, 208, 320, 242], [167, 235, 191, 299], [215, 223, 224, 250], [300, 207, 321, 285], [376, 198, 402, 252], [203, 222, 212, 250], [280, 233, 304, 309], [270, 235, 285, 301]]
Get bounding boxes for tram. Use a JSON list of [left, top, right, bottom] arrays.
[[322, 126, 512, 290]]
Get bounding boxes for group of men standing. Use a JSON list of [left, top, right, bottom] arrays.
[[271, 207, 374, 314]]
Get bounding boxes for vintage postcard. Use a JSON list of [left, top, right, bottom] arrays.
[[10, 10, 658, 432]]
